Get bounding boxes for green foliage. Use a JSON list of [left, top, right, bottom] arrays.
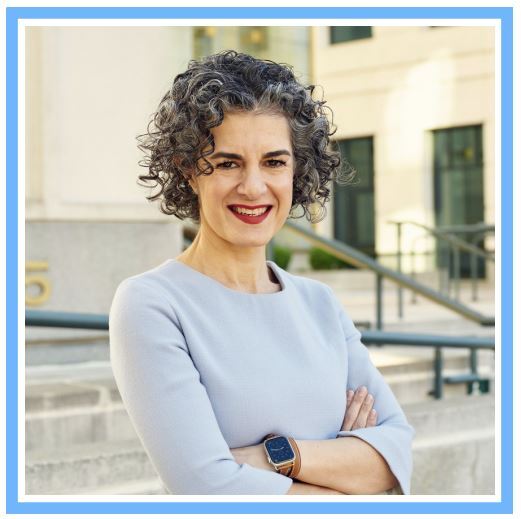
[[309, 247, 350, 270], [273, 245, 292, 270]]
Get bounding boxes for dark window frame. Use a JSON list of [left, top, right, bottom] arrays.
[[330, 26, 372, 44], [333, 136, 376, 261]]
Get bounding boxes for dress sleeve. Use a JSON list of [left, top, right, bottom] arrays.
[[330, 290, 415, 495], [109, 278, 293, 495]]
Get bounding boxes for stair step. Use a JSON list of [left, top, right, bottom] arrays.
[[25, 403, 136, 451], [25, 438, 157, 495], [78, 477, 166, 496], [26, 349, 492, 412], [25, 354, 495, 452], [25, 374, 494, 452], [25, 395, 494, 495], [411, 429, 494, 494], [404, 394, 494, 437]]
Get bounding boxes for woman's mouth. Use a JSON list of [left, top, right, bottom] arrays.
[[228, 205, 272, 224]]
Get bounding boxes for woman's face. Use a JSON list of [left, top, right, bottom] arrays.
[[190, 111, 294, 251]]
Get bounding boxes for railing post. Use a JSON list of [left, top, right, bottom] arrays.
[[396, 222, 403, 319], [434, 347, 443, 399], [470, 251, 478, 301], [441, 243, 450, 296], [471, 233, 481, 302], [376, 273, 383, 330], [469, 348, 479, 394], [410, 247, 417, 304], [452, 244, 460, 301]]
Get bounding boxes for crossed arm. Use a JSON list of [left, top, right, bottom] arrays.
[[111, 279, 412, 495], [231, 387, 399, 495]]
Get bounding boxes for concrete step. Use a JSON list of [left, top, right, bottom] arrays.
[[294, 268, 490, 290], [26, 403, 136, 451], [26, 348, 492, 410], [412, 428, 494, 494], [404, 393, 494, 437], [25, 395, 494, 495], [25, 337, 110, 367], [25, 438, 158, 495], [385, 367, 494, 405], [25, 354, 494, 452], [407, 394, 495, 494], [25, 370, 494, 452], [82, 477, 167, 495]]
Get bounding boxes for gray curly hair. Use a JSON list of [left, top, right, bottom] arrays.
[[137, 50, 350, 223]]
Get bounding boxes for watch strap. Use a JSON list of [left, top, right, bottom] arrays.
[[287, 437, 301, 479], [263, 434, 301, 479]]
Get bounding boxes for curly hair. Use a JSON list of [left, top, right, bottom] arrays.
[[137, 50, 352, 223]]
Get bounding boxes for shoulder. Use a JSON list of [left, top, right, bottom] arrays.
[[269, 261, 337, 307], [110, 260, 184, 318], [110, 261, 188, 337], [113, 259, 184, 301]]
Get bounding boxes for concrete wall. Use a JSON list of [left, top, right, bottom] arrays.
[[311, 26, 495, 272], [25, 221, 182, 341], [25, 26, 192, 222]]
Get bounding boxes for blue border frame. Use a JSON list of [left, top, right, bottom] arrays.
[[6, 6, 513, 515]]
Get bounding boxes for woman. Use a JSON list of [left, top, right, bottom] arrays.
[[109, 50, 414, 495]]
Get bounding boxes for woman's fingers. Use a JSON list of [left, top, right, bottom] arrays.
[[367, 409, 378, 427], [341, 390, 355, 430], [342, 387, 377, 431], [353, 392, 374, 429], [342, 386, 368, 431]]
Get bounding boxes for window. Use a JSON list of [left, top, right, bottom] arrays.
[[333, 137, 375, 261], [330, 26, 372, 44], [433, 125, 485, 278]]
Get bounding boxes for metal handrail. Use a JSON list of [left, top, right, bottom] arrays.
[[389, 220, 494, 262], [438, 223, 495, 235], [388, 220, 494, 314], [26, 310, 109, 329], [26, 310, 494, 349], [361, 330, 493, 349], [25, 309, 494, 400], [283, 221, 494, 326]]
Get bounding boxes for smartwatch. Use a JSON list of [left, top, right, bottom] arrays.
[[263, 434, 301, 478]]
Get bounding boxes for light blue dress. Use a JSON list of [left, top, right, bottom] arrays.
[[109, 259, 414, 495]]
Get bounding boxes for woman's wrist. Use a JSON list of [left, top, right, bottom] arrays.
[[263, 434, 301, 479], [286, 481, 345, 495]]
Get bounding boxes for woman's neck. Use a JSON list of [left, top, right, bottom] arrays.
[[176, 232, 280, 294]]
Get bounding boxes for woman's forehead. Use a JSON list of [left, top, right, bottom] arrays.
[[211, 111, 291, 145]]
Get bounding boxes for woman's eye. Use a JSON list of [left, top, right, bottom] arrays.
[[266, 159, 286, 168], [216, 161, 237, 169]]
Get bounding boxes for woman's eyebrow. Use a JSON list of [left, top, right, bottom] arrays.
[[210, 150, 291, 160]]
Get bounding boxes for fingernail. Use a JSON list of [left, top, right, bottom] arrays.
[[371, 409, 377, 415], [358, 386, 367, 394], [367, 394, 373, 402]]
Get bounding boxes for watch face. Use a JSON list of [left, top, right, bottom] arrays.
[[265, 436, 295, 464]]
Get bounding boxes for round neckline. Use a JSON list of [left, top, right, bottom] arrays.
[[169, 259, 287, 296]]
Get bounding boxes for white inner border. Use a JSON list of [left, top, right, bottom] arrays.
[[18, 17, 502, 504]]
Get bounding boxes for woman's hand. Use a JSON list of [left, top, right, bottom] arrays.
[[340, 386, 377, 432]]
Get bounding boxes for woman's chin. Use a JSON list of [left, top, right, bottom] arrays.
[[225, 234, 273, 250]]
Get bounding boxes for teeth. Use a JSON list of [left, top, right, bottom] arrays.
[[232, 206, 269, 216]]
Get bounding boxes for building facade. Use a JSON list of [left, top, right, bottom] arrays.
[[311, 25, 495, 277], [25, 25, 495, 321]]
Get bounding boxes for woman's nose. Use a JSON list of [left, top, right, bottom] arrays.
[[236, 167, 268, 199]]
